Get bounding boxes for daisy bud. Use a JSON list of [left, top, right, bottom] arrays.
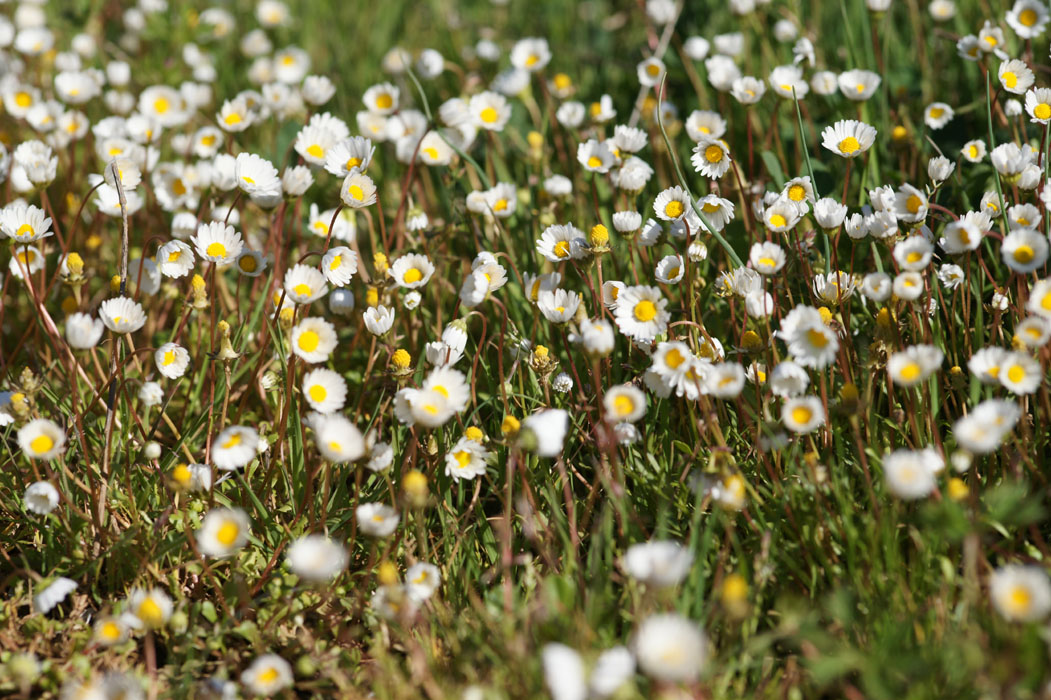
[[740, 330, 763, 353], [65, 251, 84, 277], [390, 348, 411, 371], [589, 223, 609, 248], [144, 441, 161, 460], [720, 573, 749, 617], [465, 426, 485, 442], [947, 477, 968, 501], [403, 469, 428, 507], [373, 252, 389, 275], [500, 414, 520, 437], [110, 275, 122, 293]]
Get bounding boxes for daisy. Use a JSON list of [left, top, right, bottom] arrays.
[[707, 362, 747, 398], [94, 617, 129, 646], [241, 655, 294, 696], [999, 351, 1043, 394], [444, 437, 490, 481], [24, 481, 60, 513], [211, 425, 259, 471], [197, 507, 250, 558], [653, 186, 691, 221], [192, 222, 243, 265], [862, 272, 893, 302], [0, 203, 52, 243], [155, 343, 190, 379], [357, 503, 400, 537], [363, 82, 399, 115], [888, 345, 944, 386], [314, 413, 366, 462], [637, 57, 666, 87], [1016, 317, 1051, 348], [284, 264, 328, 304], [394, 387, 455, 428], [778, 305, 839, 369], [961, 139, 986, 162], [821, 120, 877, 158], [236, 250, 268, 277], [697, 195, 735, 230], [893, 236, 933, 271], [939, 219, 983, 254], [291, 317, 338, 363], [968, 347, 1009, 384], [769, 64, 808, 99], [536, 224, 587, 262], [125, 588, 172, 630], [588, 94, 617, 122], [171, 463, 212, 492], [99, 297, 147, 333], [538, 288, 582, 323], [634, 614, 707, 683], [763, 199, 801, 232], [511, 37, 551, 72], [577, 139, 615, 173], [990, 565, 1051, 622], [1009, 203, 1041, 229], [286, 535, 348, 581], [998, 58, 1035, 95], [924, 102, 954, 129], [893, 184, 928, 224], [749, 241, 786, 275], [769, 360, 809, 398], [340, 172, 377, 208], [519, 409, 570, 457], [655, 254, 685, 284], [1006, 0, 1049, 38], [580, 318, 616, 357], [690, 135, 732, 178], [320, 246, 357, 287], [1025, 87, 1051, 124], [156, 240, 195, 278], [469, 91, 511, 131], [604, 384, 646, 423], [1001, 228, 1048, 273], [838, 69, 881, 100], [621, 540, 693, 587], [614, 285, 670, 341], [731, 76, 766, 104], [390, 253, 435, 289], [882, 449, 938, 499], [363, 306, 395, 335], [66, 312, 105, 349], [781, 396, 825, 433], [302, 368, 347, 413], [892, 272, 925, 301]]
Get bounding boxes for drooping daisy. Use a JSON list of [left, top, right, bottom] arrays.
[[66, 312, 105, 349], [690, 135, 732, 178], [99, 296, 147, 333], [211, 425, 259, 471], [154, 342, 190, 379], [357, 503, 400, 537], [887, 345, 944, 386], [538, 288, 582, 323], [821, 120, 877, 158], [614, 285, 670, 341], [191, 221, 243, 265], [340, 171, 377, 208], [769, 64, 809, 99], [321, 246, 357, 287], [156, 240, 195, 278], [444, 437, 490, 481], [1016, 317, 1051, 348], [749, 241, 786, 275], [655, 254, 685, 284], [838, 69, 881, 101], [291, 317, 338, 363], [314, 413, 366, 462], [24, 481, 60, 513], [197, 507, 250, 558], [363, 305, 395, 335]]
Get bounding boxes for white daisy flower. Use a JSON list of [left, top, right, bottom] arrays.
[[781, 396, 825, 433], [191, 221, 243, 264], [821, 119, 877, 158], [286, 535, 348, 581], [314, 413, 366, 462], [340, 171, 377, 208], [998, 350, 1043, 394], [156, 240, 194, 278], [241, 655, 293, 696], [66, 312, 105, 349], [990, 564, 1051, 622], [614, 285, 670, 341], [99, 296, 147, 333], [690, 135, 732, 178], [155, 342, 190, 379], [291, 317, 338, 363], [357, 502, 400, 537], [197, 507, 250, 558], [24, 480, 60, 513], [888, 345, 944, 386], [444, 437, 490, 481], [211, 425, 259, 471], [1001, 228, 1048, 273], [302, 368, 347, 414]]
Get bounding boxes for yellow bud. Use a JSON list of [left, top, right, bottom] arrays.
[[366, 286, 379, 308], [61, 296, 78, 314], [876, 307, 892, 328], [818, 306, 833, 325], [86, 233, 103, 251], [465, 426, 484, 442], [403, 469, 428, 505], [171, 463, 191, 488], [377, 561, 399, 586], [949, 365, 963, 375], [1011, 334, 1026, 350], [501, 415, 520, 437], [110, 275, 122, 293], [741, 330, 763, 352], [721, 573, 749, 604], [373, 252, 389, 274], [217, 320, 231, 336], [947, 477, 969, 501], [534, 345, 549, 359], [589, 224, 609, 247], [11, 392, 26, 405], [839, 381, 859, 402], [891, 125, 908, 141], [391, 348, 411, 370], [527, 131, 544, 149], [278, 307, 295, 327], [553, 73, 572, 91], [191, 274, 206, 293], [66, 252, 84, 275]]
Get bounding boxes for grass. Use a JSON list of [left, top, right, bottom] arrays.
[[2, 0, 1051, 698]]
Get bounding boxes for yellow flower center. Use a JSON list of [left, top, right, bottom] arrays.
[[553, 240, 571, 259], [403, 267, 423, 284], [526, 53, 540, 67], [454, 450, 472, 468], [15, 92, 32, 107], [221, 432, 242, 449], [613, 394, 635, 416], [376, 93, 393, 110], [224, 112, 242, 126], [839, 136, 860, 154], [633, 300, 657, 322], [293, 283, 313, 297], [493, 198, 508, 212], [162, 350, 176, 366], [587, 155, 603, 168], [306, 144, 324, 159], [906, 251, 924, 264], [216, 520, 240, 546], [906, 195, 923, 214], [100, 621, 122, 641], [1003, 71, 1018, 88], [1007, 364, 1026, 383], [788, 184, 805, 201], [298, 330, 320, 352], [30, 434, 54, 454], [899, 362, 921, 382], [1009, 585, 1032, 612], [758, 256, 777, 268], [1035, 103, 1051, 120], [968, 145, 980, 158], [806, 328, 828, 348], [768, 213, 787, 228], [704, 144, 723, 163], [422, 146, 439, 160], [239, 255, 258, 273], [258, 667, 280, 684], [790, 406, 813, 424], [646, 63, 661, 76], [480, 107, 499, 124], [664, 200, 684, 218], [1020, 8, 1038, 26], [929, 107, 944, 119], [154, 97, 170, 114], [665, 348, 685, 368], [206, 242, 228, 259], [137, 598, 163, 626], [167, 250, 182, 263], [347, 184, 364, 201], [15, 223, 34, 239], [1013, 245, 1035, 264]]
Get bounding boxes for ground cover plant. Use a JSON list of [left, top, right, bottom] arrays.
[[2, 0, 1051, 697]]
